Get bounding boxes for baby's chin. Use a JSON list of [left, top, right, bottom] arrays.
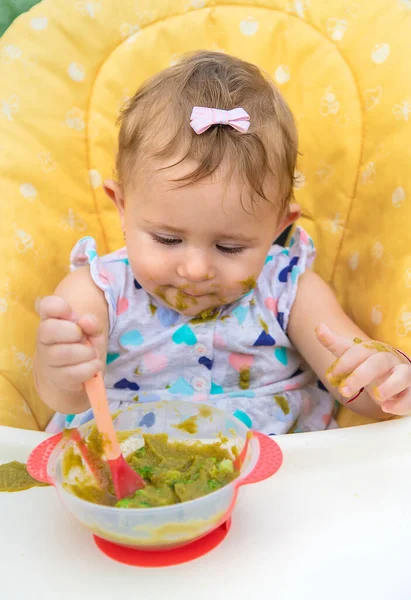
[[150, 289, 226, 316], [178, 302, 220, 318], [166, 296, 222, 317]]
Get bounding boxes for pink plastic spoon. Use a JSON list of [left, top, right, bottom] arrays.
[[84, 362, 145, 500]]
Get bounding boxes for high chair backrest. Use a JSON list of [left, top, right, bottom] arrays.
[[0, 0, 409, 429]]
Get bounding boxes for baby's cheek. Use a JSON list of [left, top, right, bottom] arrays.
[[135, 253, 173, 287]]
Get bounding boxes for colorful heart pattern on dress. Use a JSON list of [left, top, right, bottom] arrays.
[[213, 332, 226, 348], [210, 381, 224, 394], [274, 347, 288, 365], [120, 330, 144, 346], [139, 412, 156, 428], [98, 266, 115, 285], [168, 377, 195, 396], [278, 256, 299, 283], [86, 249, 97, 262], [290, 266, 300, 284], [139, 393, 161, 403], [253, 331, 276, 346], [228, 353, 254, 372], [106, 352, 120, 364], [143, 352, 168, 373], [157, 306, 180, 327], [299, 229, 309, 245], [113, 378, 139, 391], [233, 305, 248, 324], [172, 324, 197, 345], [229, 390, 255, 398], [116, 297, 129, 315], [198, 356, 213, 370], [264, 297, 278, 314], [233, 409, 253, 428]]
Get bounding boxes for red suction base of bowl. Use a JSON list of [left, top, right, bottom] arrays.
[[94, 518, 231, 567]]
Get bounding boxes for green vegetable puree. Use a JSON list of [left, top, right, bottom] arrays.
[[63, 432, 239, 508], [117, 434, 239, 508], [0, 461, 49, 492]]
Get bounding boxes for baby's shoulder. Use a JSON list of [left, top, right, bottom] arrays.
[[258, 226, 316, 285], [252, 227, 316, 331], [70, 236, 135, 289], [56, 262, 98, 294], [54, 262, 108, 325]]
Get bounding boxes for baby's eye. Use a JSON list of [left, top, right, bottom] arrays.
[[216, 245, 246, 255], [152, 235, 181, 246]]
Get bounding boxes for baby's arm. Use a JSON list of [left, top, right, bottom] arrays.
[[288, 270, 393, 419], [34, 267, 109, 415]]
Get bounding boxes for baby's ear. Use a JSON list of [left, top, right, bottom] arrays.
[[103, 180, 125, 228], [275, 203, 301, 237]]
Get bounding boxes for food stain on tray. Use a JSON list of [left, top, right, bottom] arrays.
[[0, 461, 50, 492]]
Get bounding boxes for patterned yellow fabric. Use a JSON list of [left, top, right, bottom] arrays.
[[0, 0, 410, 430]]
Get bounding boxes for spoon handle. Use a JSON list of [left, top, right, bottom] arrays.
[[83, 346, 121, 461]]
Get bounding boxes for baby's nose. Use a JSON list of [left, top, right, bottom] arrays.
[[177, 250, 214, 282]]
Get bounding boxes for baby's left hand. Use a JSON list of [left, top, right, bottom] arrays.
[[316, 324, 411, 416]]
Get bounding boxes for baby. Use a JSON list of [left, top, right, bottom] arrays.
[[34, 51, 411, 435]]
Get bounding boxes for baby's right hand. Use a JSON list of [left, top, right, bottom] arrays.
[[36, 296, 103, 392]]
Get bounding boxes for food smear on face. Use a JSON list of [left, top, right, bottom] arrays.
[[190, 308, 219, 324], [0, 461, 50, 492], [63, 433, 239, 508], [174, 289, 189, 311], [240, 276, 257, 294], [153, 286, 172, 307]]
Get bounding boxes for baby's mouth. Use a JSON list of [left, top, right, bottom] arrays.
[[183, 291, 209, 298]]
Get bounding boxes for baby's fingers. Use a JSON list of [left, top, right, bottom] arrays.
[[328, 344, 375, 381], [340, 352, 398, 398], [316, 324, 353, 358], [77, 314, 101, 338], [381, 391, 411, 416], [52, 360, 101, 390], [47, 343, 98, 367], [38, 319, 83, 345], [37, 296, 77, 322], [376, 364, 411, 403]]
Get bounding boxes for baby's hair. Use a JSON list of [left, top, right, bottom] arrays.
[[117, 50, 298, 214]]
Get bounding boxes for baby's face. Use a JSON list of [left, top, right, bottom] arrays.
[[120, 160, 283, 316]]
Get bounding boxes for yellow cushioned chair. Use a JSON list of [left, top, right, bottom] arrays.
[[1, 0, 410, 430]]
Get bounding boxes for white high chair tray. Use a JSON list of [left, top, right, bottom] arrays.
[[1, 418, 410, 600]]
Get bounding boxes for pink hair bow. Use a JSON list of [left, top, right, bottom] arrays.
[[190, 106, 250, 134]]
